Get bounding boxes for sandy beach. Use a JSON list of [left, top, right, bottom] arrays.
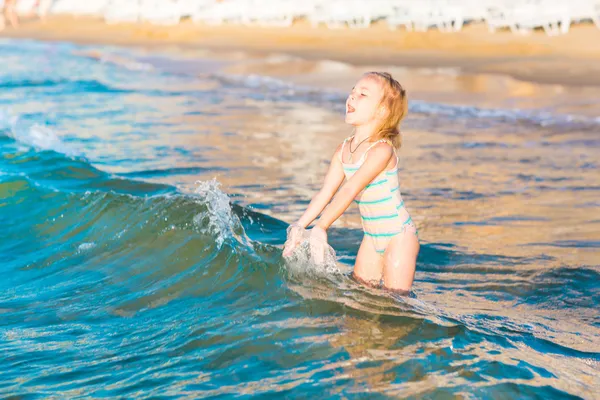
[[2, 15, 600, 87]]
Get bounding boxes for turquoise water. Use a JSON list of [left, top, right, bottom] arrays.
[[1, 39, 599, 398]]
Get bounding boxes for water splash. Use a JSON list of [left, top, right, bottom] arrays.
[[283, 226, 340, 278], [193, 178, 251, 249]]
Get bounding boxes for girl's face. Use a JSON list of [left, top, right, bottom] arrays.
[[345, 76, 385, 126]]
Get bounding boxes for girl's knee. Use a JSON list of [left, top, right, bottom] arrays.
[[382, 270, 414, 293], [382, 284, 411, 297], [351, 271, 381, 288]]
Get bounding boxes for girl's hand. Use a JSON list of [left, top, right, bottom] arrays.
[[308, 226, 328, 264], [309, 226, 327, 243], [283, 224, 303, 258]]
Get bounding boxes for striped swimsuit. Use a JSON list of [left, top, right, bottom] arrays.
[[340, 137, 418, 255]]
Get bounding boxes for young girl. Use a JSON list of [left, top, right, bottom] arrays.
[[283, 72, 419, 293], [2, 0, 19, 29]]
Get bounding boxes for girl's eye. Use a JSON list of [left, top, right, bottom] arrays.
[[360, 93, 367, 97]]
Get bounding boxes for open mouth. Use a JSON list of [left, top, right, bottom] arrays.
[[347, 105, 355, 113]]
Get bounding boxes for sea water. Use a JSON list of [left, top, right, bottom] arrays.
[[1, 39, 599, 398]]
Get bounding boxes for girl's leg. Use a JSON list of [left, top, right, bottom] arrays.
[[5, 0, 19, 28], [24, 0, 40, 17], [382, 228, 420, 293], [38, 0, 52, 20], [352, 236, 384, 286]]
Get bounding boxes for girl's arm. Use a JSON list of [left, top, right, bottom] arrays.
[[315, 143, 393, 230], [294, 144, 346, 228]]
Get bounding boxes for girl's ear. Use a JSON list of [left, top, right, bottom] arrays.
[[377, 105, 387, 119]]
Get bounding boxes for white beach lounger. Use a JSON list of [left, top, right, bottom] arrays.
[[309, 0, 374, 29], [104, 0, 141, 24], [388, 0, 464, 32], [176, 0, 213, 20], [568, 0, 600, 29], [455, 0, 490, 23], [139, 0, 184, 26], [191, 0, 251, 25], [242, 0, 318, 27], [386, 4, 415, 31], [49, 0, 110, 16], [486, 0, 571, 35]]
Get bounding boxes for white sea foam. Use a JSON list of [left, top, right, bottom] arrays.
[[77, 242, 96, 252], [67, 45, 596, 130], [210, 71, 600, 130], [99, 54, 154, 72], [0, 108, 80, 157]]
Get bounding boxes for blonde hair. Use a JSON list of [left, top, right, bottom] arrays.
[[364, 72, 408, 149]]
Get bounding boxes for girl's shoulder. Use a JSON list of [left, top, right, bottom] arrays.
[[362, 140, 396, 166], [337, 135, 355, 153], [365, 139, 394, 154], [374, 138, 393, 147]]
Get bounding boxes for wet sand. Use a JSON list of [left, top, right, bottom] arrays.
[[2, 15, 600, 87]]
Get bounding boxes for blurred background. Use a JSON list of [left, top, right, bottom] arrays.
[[1, 0, 600, 34]]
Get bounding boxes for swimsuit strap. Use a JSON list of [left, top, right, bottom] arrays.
[[357, 139, 395, 164], [338, 135, 354, 163]]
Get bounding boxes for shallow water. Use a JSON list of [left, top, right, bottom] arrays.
[[1, 39, 599, 398]]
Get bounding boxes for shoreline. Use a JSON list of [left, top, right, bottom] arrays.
[[2, 16, 600, 88]]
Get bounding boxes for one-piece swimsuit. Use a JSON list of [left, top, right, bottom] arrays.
[[340, 136, 418, 255]]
